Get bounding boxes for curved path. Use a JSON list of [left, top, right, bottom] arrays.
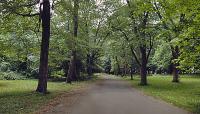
[[45, 75, 190, 114]]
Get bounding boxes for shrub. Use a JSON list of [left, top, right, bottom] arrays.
[[0, 62, 10, 71], [0, 71, 27, 80], [50, 70, 65, 78]]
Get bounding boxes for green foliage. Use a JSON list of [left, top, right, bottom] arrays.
[[0, 72, 27, 80], [176, 2, 200, 72], [0, 62, 10, 71], [151, 41, 172, 69], [51, 70, 65, 78], [0, 0, 199, 79], [154, 0, 200, 72], [0, 0, 200, 113]]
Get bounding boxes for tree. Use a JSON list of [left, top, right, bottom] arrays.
[[153, 1, 188, 82], [176, 0, 200, 74], [36, 0, 51, 93], [150, 40, 172, 74], [67, 0, 79, 83], [108, 0, 156, 85]]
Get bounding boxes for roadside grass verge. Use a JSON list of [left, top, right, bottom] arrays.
[[124, 75, 200, 114], [0, 79, 91, 114]]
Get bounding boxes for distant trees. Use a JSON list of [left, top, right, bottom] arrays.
[[103, 0, 200, 85], [152, 0, 200, 82], [151, 41, 172, 74], [108, 0, 156, 85]]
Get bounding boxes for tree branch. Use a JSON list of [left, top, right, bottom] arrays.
[[153, 2, 168, 29], [14, 12, 39, 17], [147, 35, 153, 60], [118, 28, 141, 66], [130, 46, 141, 66]]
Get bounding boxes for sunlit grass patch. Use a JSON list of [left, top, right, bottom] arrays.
[[0, 80, 86, 114], [125, 75, 200, 114]]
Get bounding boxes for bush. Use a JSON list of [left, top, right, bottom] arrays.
[[50, 70, 65, 78], [0, 71, 27, 80], [30, 68, 39, 78], [0, 62, 11, 71]]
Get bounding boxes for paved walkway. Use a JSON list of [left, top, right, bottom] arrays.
[[45, 75, 190, 114]]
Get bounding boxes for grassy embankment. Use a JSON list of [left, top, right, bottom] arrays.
[[124, 75, 200, 114]]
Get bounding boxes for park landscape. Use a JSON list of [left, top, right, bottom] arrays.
[[0, 0, 200, 114]]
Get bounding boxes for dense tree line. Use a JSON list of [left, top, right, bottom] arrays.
[[102, 0, 200, 85], [0, 0, 199, 93]]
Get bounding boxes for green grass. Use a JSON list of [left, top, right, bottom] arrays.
[[125, 75, 200, 114], [0, 80, 88, 114]]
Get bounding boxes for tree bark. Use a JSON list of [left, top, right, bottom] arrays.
[[172, 64, 179, 82], [140, 46, 147, 85], [36, 0, 50, 94], [171, 46, 179, 82], [87, 54, 92, 77], [139, 12, 149, 86], [130, 59, 134, 80], [67, 51, 78, 83], [130, 66, 133, 80], [67, 0, 79, 83]]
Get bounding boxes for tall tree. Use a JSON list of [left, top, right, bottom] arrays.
[[36, 0, 51, 93], [110, 0, 155, 85], [153, 1, 186, 82], [67, 0, 79, 83]]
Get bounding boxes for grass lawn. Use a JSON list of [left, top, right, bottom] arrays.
[[0, 79, 88, 114], [124, 75, 200, 114]]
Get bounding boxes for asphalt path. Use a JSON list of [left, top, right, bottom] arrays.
[[45, 75, 190, 114]]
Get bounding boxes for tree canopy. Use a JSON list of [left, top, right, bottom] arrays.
[[0, 0, 200, 92]]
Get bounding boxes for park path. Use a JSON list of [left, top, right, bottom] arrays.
[[44, 75, 190, 114]]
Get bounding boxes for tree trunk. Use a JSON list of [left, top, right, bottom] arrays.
[[36, 0, 50, 94], [115, 56, 120, 75], [124, 65, 127, 76], [67, 0, 79, 83], [130, 66, 133, 80], [67, 51, 77, 83], [87, 54, 93, 77], [140, 47, 147, 85], [171, 46, 179, 82], [172, 64, 179, 82], [130, 59, 134, 80]]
